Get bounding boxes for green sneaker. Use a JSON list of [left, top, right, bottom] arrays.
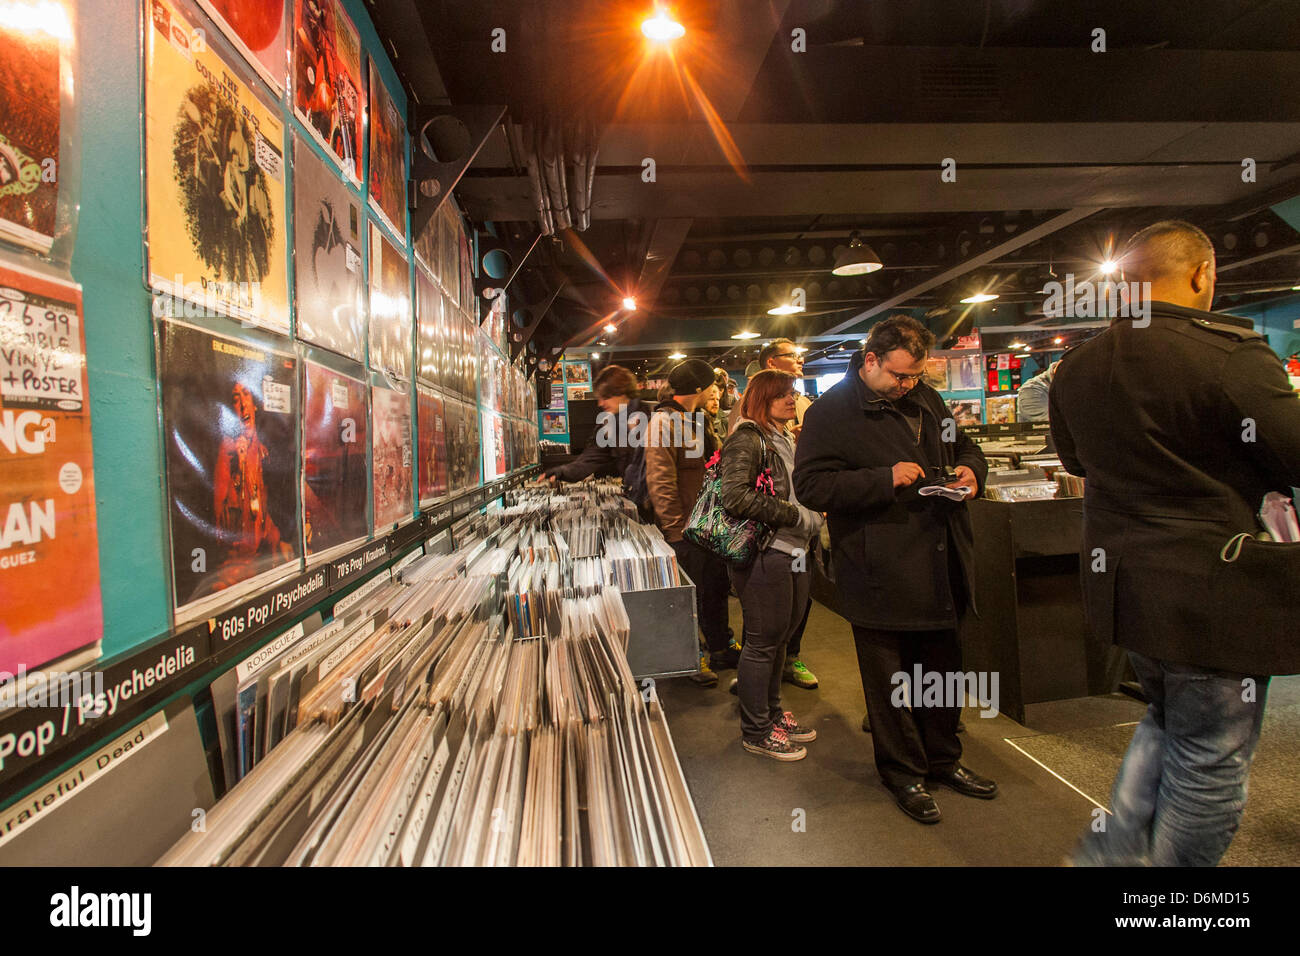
[[689, 653, 718, 687], [782, 658, 818, 689]]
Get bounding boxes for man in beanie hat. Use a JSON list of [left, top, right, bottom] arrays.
[[646, 359, 735, 686]]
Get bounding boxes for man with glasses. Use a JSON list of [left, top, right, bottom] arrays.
[[794, 315, 996, 825]]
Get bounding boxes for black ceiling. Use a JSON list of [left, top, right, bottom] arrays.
[[370, 0, 1300, 373]]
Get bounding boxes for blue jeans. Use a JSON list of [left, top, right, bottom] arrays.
[[1074, 652, 1269, 866]]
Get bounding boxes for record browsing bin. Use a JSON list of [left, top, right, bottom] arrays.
[[622, 568, 700, 681]]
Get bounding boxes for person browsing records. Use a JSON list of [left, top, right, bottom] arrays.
[[719, 370, 824, 761]]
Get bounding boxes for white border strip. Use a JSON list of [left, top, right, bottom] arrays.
[[1002, 736, 1111, 814]]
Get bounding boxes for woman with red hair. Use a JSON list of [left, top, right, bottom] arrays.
[[718, 370, 824, 761]]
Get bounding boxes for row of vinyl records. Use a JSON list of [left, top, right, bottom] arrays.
[[163, 483, 710, 866]]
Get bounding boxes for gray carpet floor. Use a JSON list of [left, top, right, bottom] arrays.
[[656, 597, 1300, 867]]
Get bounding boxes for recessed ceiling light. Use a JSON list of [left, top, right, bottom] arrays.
[[767, 303, 805, 316], [1053, 337, 1064, 345], [959, 292, 999, 304], [622, 296, 637, 310], [793, 346, 808, 353], [604, 323, 618, 334], [1009, 341, 1024, 349], [732, 330, 760, 340], [591, 352, 600, 359], [1099, 260, 1118, 274], [668, 351, 686, 359]]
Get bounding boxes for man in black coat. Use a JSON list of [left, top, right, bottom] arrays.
[[1050, 220, 1300, 866], [794, 315, 996, 824], [545, 364, 650, 510]]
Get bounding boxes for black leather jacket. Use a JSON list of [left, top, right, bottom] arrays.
[[719, 421, 799, 529]]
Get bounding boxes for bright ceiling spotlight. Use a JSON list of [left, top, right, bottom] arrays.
[[622, 296, 637, 311], [641, 9, 685, 42], [1009, 341, 1024, 349], [1099, 260, 1118, 275], [793, 345, 808, 353], [604, 323, 618, 334], [731, 330, 760, 340], [831, 233, 884, 276], [766, 303, 805, 316], [668, 351, 686, 359], [591, 352, 601, 359], [959, 292, 999, 304], [1053, 336, 1064, 345]]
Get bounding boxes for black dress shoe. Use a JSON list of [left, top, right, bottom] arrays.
[[891, 783, 942, 824], [927, 764, 998, 799]]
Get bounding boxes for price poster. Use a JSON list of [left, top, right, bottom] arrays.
[[0, 6, 64, 254], [197, 0, 288, 93], [293, 136, 363, 361], [302, 361, 368, 559], [371, 383, 412, 530], [145, 0, 289, 331], [416, 385, 447, 505], [368, 223, 410, 381], [291, 0, 362, 183], [366, 60, 407, 241], [0, 264, 101, 672], [159, 319, 300, 620]]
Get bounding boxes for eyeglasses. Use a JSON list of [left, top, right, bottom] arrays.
[[880, 366, 924, 385], [772, 351, 803, 361]]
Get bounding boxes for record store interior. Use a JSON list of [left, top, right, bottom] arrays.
[[2, 0, 1299, 869]]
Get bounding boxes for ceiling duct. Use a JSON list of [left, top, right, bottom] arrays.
[[511, 121, 599, 237]]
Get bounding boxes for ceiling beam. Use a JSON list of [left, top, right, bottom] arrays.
[[821, 208, 1104, 334]]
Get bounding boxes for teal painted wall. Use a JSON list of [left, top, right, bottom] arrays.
[[1229, 295, 1300, 358], [71, 0, 409, 660]]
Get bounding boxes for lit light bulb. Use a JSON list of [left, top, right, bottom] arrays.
[[1100, 260, 1117, 274], [622, 296, 637, 311], [959, 292, 998, 304], [604, 323, 618, 334], [641, 9, 685, 42]]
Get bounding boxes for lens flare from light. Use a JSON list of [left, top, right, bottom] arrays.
[[731, 330, 760, 340], [604, 323, 618, 334], [669, 351, 686, 360], [959, 292, 999, 304], [622, 296, 637, 310], [642, 10, 685, 42], [766, 303, 804, 316], [1100, 260, 1118, 274]]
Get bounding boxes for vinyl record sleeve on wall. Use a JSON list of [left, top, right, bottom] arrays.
[[302, 360, 369, 560], [370, 382, 412, 530], [293, 135, 364, 361], [416, 385, 447, 505], [291, 0, 362, 184], [196, 0, 288, 93], [367, 223, 410, 381], [0, 264, 102, 673], [0, 4, 69, 256], [366, 60, 407, 242], [415, 266, 441, 388], [144, 0, 289, 331], [158, 318, 301, 622]]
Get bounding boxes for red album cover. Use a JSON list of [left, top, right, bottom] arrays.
[[198, 0, 288, 92], [0, 265, 101, 672], [367, 60, 407, 240], [0, 11, 63, 253], [302, 361, 368, 556], [416, 386, 447, 504], [159, 320, 300, 617], [371, 383, 412, 529], [292, 0, 362, 183]]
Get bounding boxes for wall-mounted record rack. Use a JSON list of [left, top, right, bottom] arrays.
[[0, 468, 540, 803]]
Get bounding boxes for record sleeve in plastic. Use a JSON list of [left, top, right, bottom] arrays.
[[144, 0, 289, 331], [291, 0, 362, 184], [196, 0, 288, 93], [367, 223, 410, 381], [366, 60, 407, 242], [302, 360, 369, 560], [416, 385, 447, 505], [0, 1, 76, 259], [0, 263, 102, 673], [158, 318, 301, 621], [370, 382, 412, 530], [415, 266, 441, 388], [293, 135, 364, 361]]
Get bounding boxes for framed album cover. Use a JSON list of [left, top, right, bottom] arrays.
[[367, 222, 410, 381], [370, 382, 412, 530], [302, 360, 368, 560], [291, 0, 362, 184], [366, 60, 407, 241]]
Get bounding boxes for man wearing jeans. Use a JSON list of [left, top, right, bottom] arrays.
[[1050, 220, 1300, 865]]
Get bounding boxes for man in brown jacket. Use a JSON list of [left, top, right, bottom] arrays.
[[647, 359, 732, 686]]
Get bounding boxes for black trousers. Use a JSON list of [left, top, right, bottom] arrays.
[[852, 624, 964, 791], [786, 596, 812, 658], [672, 538, 732, 654], [730, 549, 811, 741]]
